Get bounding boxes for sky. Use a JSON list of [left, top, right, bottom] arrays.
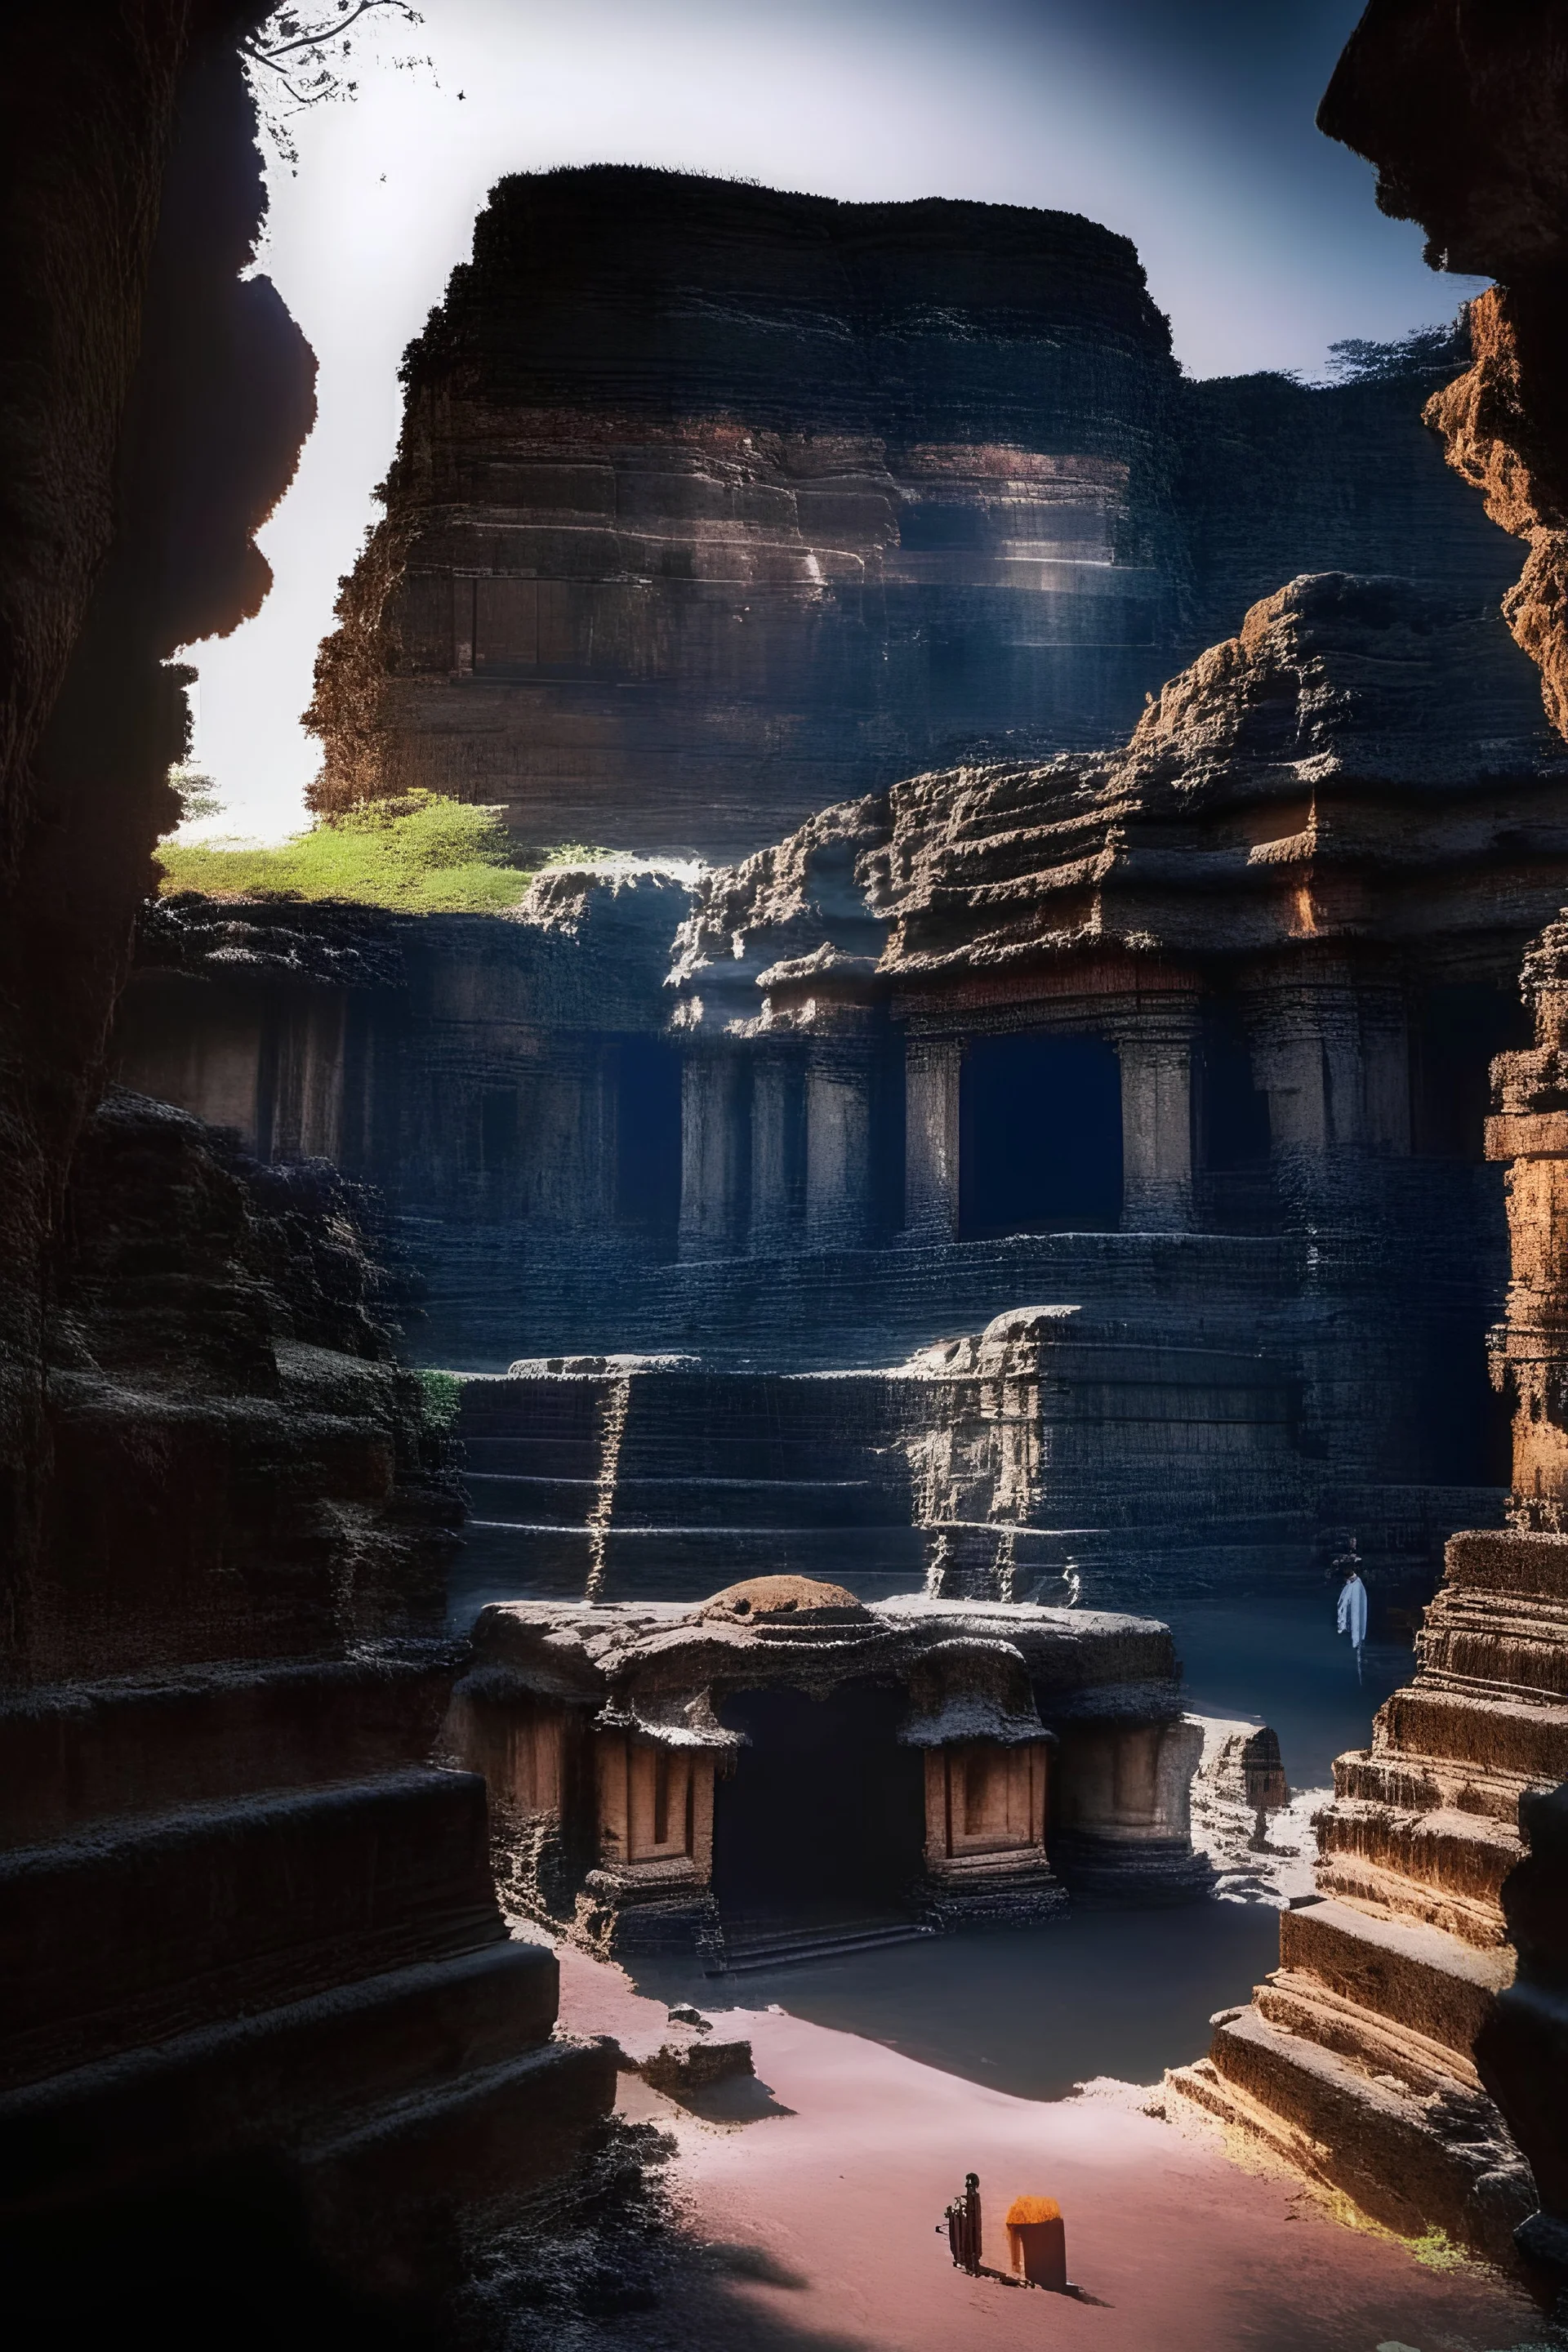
[[183, 0, 1486, 843]]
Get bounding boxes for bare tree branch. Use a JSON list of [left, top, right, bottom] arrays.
[[242, 1, 432, 171]]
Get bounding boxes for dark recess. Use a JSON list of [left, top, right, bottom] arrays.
[[960, 1034, 1123, 1237]]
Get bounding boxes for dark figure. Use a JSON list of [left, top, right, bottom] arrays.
[[943, 2173, 982, 2273]]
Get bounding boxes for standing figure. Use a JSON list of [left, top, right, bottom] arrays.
[[944, 2172, 982, 2272], [1335, 1537, 1368, 1681]]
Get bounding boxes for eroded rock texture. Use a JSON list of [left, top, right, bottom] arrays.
[[0, 11, 612, 2334], [1322, 3, 1568, 744], [1209, 0, 1568, 2288], [306, 166, 1517, 859]]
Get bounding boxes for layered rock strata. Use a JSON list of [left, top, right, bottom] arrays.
[[1164, 715, 1568, 2280], [1166, 1521, 1556, 2265], [0, 1090, 615, 2314], [447, 1575, 1208, 1962], [305, 167, 1517, 860], [449, 1312, 1305, 1628], [0, 19, 614, 2329]]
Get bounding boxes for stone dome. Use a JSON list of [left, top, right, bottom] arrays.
[[697, 1575, 869, 1627]]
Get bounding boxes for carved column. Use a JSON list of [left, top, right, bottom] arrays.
[[679, 1049, 749, 1258], [1050, 1716, 1209, 1898], [903, 1034, 962, 1241], [1115, 1024, 1196, 1230], [750, 1049, 804, 1254], [804, 1046, 876, 1250]]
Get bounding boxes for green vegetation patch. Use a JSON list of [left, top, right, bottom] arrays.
[[158, 793, 536, 915], [416, 1369, 466, 1432]]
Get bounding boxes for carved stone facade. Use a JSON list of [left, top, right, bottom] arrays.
[[446, 1575, 1206, 1961], [119, 572, 1568, 1606]]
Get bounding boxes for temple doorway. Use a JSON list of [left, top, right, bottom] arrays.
[[960, 1032, 1122, 1236], [710, 1681, 926, 1927]]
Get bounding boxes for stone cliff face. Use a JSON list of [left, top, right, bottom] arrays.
[[671, 572, 1567, 994], [307, 166, 1517, 861], [310, 167, 1183, 852], [1165, 2, 1568, 2293], [1322, 3, 1568, 746], [0, 6, 316, 1621], [0, 12, 615, 2335]]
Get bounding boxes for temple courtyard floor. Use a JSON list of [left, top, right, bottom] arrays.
[[552, 1936, 1552, 2352]]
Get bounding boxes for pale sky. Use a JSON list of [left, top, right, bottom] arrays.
[[183, 0, 1484, 844]]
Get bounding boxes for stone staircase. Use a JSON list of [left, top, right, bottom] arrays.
[[452, 1366, 926, 1619], [1168, 1526, 1568, 2264], [0, 1655, 615, 2300]]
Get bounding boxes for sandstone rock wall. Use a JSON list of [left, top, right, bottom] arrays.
[[306, 167, 1517, 861], [1163, 5, 1568, 2287], [0, 16, 614, 2333], [0, 5, 315, 1637]]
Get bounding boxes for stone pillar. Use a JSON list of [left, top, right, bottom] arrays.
[[903, 1035, 961, 1241], [1116, 1030, 1194, 1230], [750, 1051, 804, 1253], [919, 1740, 1062, 1925], [679, 1050, 749, 1258], [1241, 960, 1408, 1166], [805, 1048, 876, 1250], [1050, 1716, 1209, 1900]]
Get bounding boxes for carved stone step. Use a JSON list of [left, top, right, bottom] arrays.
[[0, 1940, 561, 2213], [0, 1771, 506, 2089], [298, 2037, 617, 2292], [1279, 1896, 1512, 2056], [0, 1655, 457, 1850], [1374, 1682, 1568, 1784], [1333, 1745, 1535, 1827], [1312, 1847, 1511, 1951], [1197, 2002, 1532, 2261], [1419, 1590, 1568, 1697], [1314, 1796, 1522, 1916], [1256, 1969, 1482, 2098]]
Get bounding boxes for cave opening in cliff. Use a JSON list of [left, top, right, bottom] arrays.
[[1413, 982, 1534, 1160], [710, 1682, 926, 1926], [615, 1036, 683, 1235], [959, 1033, 1122, 1238]]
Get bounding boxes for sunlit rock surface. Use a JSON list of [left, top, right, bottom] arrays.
[[1171, 4, 1568, 2287], [306, 166, 1519, 861]]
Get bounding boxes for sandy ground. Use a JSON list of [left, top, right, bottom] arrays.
[[554, 1940, 1552, 2352]]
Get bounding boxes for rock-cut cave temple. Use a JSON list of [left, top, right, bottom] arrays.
[[9, 23, 1568, 2338]]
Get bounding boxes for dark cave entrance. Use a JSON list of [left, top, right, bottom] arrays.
[[960, 1032, 1123, 1237], [1412, 982, 1534, 1160], [710, 1682, 927, 1925], [616, 1037, 683, 1234]]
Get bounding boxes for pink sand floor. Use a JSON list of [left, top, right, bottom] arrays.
[[555, 1941, 1548, 2352]]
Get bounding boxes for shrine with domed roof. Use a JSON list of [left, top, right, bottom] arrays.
[[446, 1576, 1208, 1962]]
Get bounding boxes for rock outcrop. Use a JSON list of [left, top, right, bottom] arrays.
[[1, 6, 317, 1610], [0, 14, 615, 2336], [1321, 3, 1568, 744], [1, 1089, 617, 2328], [305, 166, 1517, 861], [1290, 0, 1568, 2293]]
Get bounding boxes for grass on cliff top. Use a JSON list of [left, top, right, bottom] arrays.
[[156, 793, 572, 915]]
